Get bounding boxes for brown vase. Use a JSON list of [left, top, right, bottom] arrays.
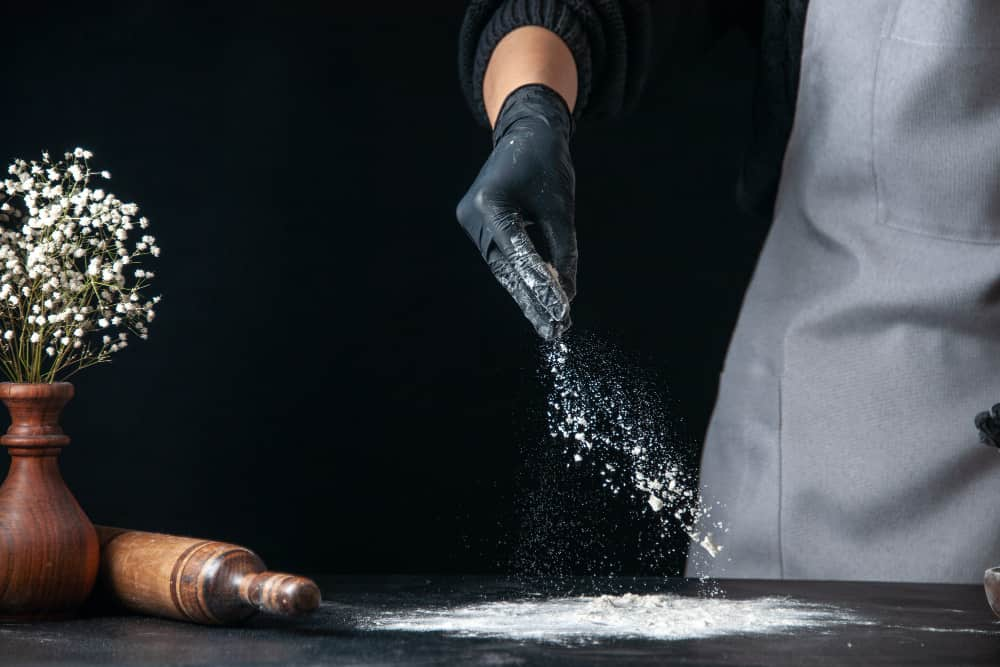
[[0, 382, 98, 621]]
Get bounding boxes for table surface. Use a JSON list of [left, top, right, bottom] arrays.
[[1, 575, 999, 666]]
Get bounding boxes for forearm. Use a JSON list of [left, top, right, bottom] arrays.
[[483, 26, 577, 128]]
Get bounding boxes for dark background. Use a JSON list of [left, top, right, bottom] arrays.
[[0, 2, 766, 576]]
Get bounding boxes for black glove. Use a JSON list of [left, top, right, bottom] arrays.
[[457, 84, 577, 340], [975, 403, 1000, 449]]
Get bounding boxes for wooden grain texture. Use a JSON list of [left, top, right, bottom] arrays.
[[0, 382, 99, 622], [96, 526, 321, 625]]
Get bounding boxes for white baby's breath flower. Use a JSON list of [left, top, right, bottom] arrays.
[[0, 149, 160, 381]]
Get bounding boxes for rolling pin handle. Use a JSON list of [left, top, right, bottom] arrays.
[[240, 571, 321, 616]]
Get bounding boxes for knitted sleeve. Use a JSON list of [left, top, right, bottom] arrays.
[[736, 0, 808, 220], [458, 0, 653, 126]]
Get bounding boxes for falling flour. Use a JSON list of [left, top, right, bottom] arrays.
[[545, 339, 725, 569], [368, 593, 865, 643]]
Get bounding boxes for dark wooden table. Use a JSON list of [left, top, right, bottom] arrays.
[[1, 575, 998, 666]]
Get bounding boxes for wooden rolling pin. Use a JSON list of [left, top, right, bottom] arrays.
[[95, 525, 321, 625]]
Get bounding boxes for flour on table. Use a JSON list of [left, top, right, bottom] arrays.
[[368, 593, 864, 643]]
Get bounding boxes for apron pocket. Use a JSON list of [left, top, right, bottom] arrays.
[[873, 0, 1000, 243]]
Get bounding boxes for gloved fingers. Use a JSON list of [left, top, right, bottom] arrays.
[[534, 202, 577, 301], [545, 230, 578, 302], [557, 259, 578, 302], [506, 226, 571, 325], [488, 252, 570, 340], [490, 211, 571, 325]]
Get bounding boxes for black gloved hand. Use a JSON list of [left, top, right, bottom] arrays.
[[975, 403, 1000, 449], [457, 84, 577, 340]]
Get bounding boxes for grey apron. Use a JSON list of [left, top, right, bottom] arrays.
[[689, 0, 1000, 583]]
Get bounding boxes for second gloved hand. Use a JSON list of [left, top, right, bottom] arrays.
[[456, 83, 577, 340]]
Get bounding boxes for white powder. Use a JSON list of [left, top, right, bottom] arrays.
[[699, 533, 722, 558], [544, 340, 726, 571], [368, 593, 864, 643]]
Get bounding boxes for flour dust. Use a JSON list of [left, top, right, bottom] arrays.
[[513, 335, 727, 582], [368, 593, 864, 644]]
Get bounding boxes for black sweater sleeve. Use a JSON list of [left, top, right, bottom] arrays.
[[459, 0, 809, 223], [458, 0, 653, 126]]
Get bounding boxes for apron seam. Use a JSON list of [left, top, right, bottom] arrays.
[[777, 371, 785, 578], [870, 3, 894, 236]]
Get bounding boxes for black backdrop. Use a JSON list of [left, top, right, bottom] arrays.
[[0, 2, 767, 576]]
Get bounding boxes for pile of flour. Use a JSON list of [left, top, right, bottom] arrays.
[[545, 339, 726, 569], [369, 593, 863, 643]]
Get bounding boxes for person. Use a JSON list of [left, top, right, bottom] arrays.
[[455, 0, 1000, 584]]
